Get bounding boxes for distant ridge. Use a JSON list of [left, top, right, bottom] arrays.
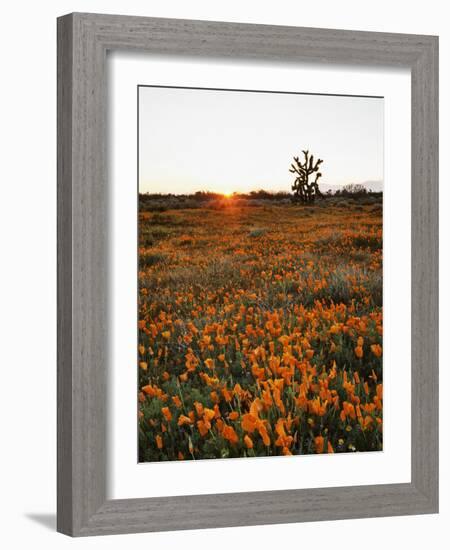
[[320, 180, 383, 194], [139, 180, 384, 197]]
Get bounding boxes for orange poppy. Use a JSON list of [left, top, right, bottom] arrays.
[[172, 395, 182, 408], [222, 425, 239, 444], [241, 413, 258, 433], [177, 415, 192, 427], [314, 435, 325, 453], [161, 407, 172, 422], [371, 344, 382, 357]]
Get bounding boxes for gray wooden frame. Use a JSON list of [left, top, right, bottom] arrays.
[[57, 12, 439, 537]]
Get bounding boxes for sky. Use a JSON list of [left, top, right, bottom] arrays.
[[138, 86, 383, 195]]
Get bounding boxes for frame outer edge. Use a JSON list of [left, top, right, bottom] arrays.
[[77, 484, 430, 536], [411, 36, 439, 509], [57, 13, 74, 536], [75, 12, 109, 535], [73, 11, 427, 65]]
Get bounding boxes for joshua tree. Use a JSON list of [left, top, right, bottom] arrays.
[[289, 150, 323, 203]]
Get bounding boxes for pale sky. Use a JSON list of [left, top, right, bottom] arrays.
[[139, 86, 383, 195]]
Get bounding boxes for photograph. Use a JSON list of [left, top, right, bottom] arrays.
[[137, 85, 384, 462]]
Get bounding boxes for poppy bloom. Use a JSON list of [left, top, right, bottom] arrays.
[[203, 408, 216, 422], [370, 343, 382, 357], [194, 401, 204, 416], [314, 435, 325, 453], [222, 425, 239, 444], [210, 391, 219, 404], [177, 415, 192, 426], [161, 407, 172, 422], [197, 420, 209, 437], [241, 413, 258, 433], [172, 395, 182, 408], [222, 387, 232, 402], [258, 424, 271, 446], [141, 385, 155, 396]]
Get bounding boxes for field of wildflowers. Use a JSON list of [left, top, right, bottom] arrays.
[[138, 197, 383, 461]]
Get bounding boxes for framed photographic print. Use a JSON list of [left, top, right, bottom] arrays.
[[57, 13, 438, 536]]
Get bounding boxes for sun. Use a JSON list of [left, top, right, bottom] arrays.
[[222, 190, 233, 198]]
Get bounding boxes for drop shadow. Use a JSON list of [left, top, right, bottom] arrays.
[[25, 513, 57, 531]]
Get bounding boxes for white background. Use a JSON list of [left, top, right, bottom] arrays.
[[109, 54, 411, 499], [0, 1, 447, 549]]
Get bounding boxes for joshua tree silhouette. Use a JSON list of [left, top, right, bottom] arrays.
[[289, 150, 323, 203]]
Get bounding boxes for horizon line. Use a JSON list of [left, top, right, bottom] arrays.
[[138, 189, 384, 197], [138, 180, 384, 196]]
